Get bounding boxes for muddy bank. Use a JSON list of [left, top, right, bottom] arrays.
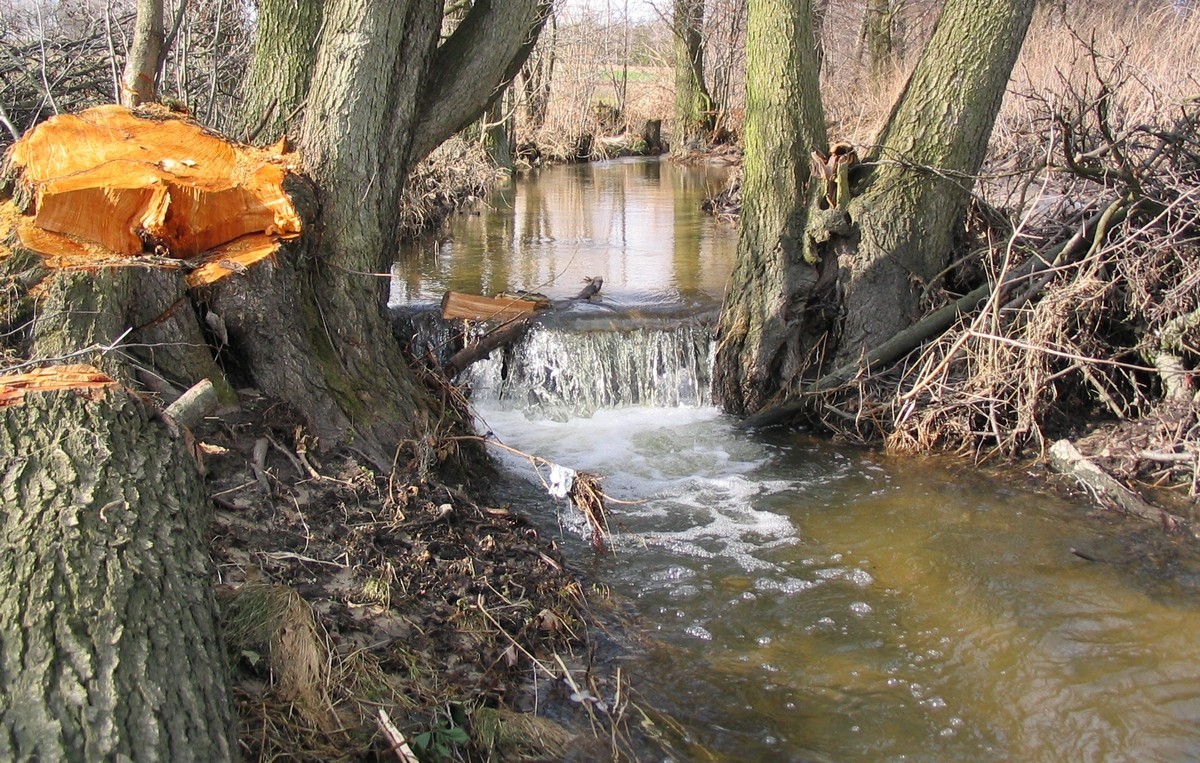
[[198, 393, 686, 761]]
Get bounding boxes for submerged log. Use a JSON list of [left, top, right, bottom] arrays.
[[0, 380, 233, 759]]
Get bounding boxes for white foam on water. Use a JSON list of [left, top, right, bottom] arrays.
[[476, 404, 802, 571]]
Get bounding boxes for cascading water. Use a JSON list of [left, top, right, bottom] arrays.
[[466, 316, 715, 418], [394, 157, 1200, 763]]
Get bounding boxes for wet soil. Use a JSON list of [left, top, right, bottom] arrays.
[[196, 392, 661, 761]]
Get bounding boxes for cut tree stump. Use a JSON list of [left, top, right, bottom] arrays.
[[1, 104, 307, 407], [0, 380, 234, 760], [4, 104, 301, 277]]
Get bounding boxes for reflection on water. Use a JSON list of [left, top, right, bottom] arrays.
[[391, 157, 736, 309], [483, 405, 1200, 763], [398, 158, 1200, 762]]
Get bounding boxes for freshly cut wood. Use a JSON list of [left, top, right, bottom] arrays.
[[0, 364, 116, 408], [4, 104, 300, 281], [441, 290, 547, 322]]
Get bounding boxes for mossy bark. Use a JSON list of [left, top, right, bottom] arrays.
[[0, 389, 233, 761], [673, 0, 715, 148], [715, 0, 1036, 416], [233, 0, 323, 142], [265, 0, 549, 465], [713, 0, 827, 414], [0, 244, 234, 406], [860, 0, 898, 81]]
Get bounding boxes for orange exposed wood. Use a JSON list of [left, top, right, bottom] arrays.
[[441, 291, 547, 322], [186, 232, 279, 288], [0, 364, 117, 408], [3, 105, 301, 283]]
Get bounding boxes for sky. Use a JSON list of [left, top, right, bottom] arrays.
[[560, 0, 663, 24]]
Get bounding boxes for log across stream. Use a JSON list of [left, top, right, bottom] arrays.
[[395, 157, 1200, 762]]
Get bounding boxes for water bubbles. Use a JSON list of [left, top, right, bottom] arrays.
[[651, 565, 694, 581], [684, 624, 713, 641], [849, 601, 874, 616], [757, 635, 772, 646]]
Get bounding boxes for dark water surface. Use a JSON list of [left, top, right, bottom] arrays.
[[396, 158, 1200, 762]]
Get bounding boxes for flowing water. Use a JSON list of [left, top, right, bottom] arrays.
[[395, 158, 1200, 762]]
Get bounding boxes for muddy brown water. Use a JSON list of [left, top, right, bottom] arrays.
[[396, 158, 1200, 762]]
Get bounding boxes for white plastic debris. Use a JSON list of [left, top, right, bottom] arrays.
[[547, 463, 576, 499]]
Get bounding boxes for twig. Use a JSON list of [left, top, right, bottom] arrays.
[[378, 709, 420, 763]]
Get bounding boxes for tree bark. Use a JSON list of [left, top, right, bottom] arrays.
[[860, 0, 899, 81], [120, 0, 163, 107], [233, 0, 323, 142], [520, 14, 556, 133], [837, 0, 1035, 368], [714, 0, 1036, 416], [712, 0, 827, 414], [0, 388, 233, 761], [673, 0, 715, 148], [228, 0, 551, 466]]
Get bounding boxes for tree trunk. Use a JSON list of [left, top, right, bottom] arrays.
[[0, 386, 233, 761], [860, 0, 898, 81], [837, 0, 1035, 367], [482, 89, 515, 171], [121, 0, 163, 107], [520, 12, 556, 133], [0, 2, 552, 757], [715, 0, 1036, 416], [225, 0, 551, 467], [713, 0, 827, 414], [673, 0, 715, 148], [233, 0, 323, 142]]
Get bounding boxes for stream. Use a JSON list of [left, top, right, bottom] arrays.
[[394, 157, 1200, 762]]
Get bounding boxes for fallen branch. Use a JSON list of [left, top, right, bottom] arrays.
[[162, 378, 217, 429], [442, 277, 604, 377], [1048, 439, 1197, 538], [444, 317, 530, 377], [378, 709, 420, 763]]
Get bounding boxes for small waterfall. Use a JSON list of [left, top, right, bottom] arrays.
[[391, 304, 717, 419], [465, 319, 715, 419]]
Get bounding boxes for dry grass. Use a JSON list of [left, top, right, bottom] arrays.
[[399, 135, 505, 240]]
